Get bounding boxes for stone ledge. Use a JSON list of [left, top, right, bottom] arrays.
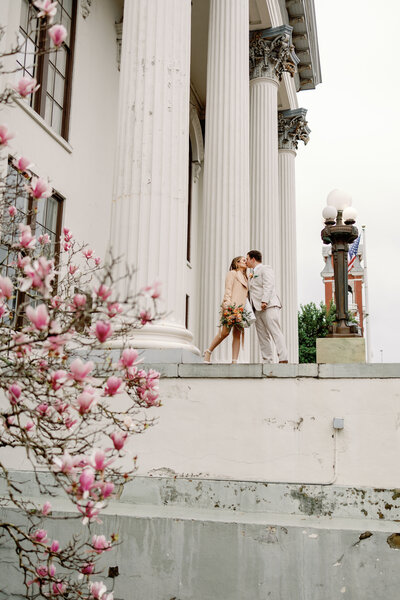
[[178, 363, 264, 378], [140, 362, 400, 379], [263, 363, 318, 378], [318, 363, 400, 379]]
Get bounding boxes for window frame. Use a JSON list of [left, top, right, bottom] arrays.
[[19, 0, 77, 141]]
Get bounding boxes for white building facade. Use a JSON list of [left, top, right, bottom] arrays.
[[0, 0, 321, 363]]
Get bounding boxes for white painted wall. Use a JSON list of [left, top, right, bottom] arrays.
[[126, 376, 400, 489], [0, 0, 122, 260]]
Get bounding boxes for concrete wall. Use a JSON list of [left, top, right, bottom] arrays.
[[114, 364, 400, 490]]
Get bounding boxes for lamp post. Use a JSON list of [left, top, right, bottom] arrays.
[[321, 189, 359, 337]]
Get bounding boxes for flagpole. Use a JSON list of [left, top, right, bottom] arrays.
[[362, 225, 372, 362]]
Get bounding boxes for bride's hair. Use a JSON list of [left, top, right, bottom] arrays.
[[229, 256, 243, 271]]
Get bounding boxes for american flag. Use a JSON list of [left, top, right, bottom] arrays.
[[348, 234, 361, 273]]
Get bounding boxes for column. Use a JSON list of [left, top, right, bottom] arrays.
[[278, 108, 310, 363], [110, 0, 198, 354], [249, 26, 298, 361], [200, 0, 250, 363]]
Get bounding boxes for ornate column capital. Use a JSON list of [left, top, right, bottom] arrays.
[[249, 25, 299, 82], [278, 108, 310, 151], [81, 0, 93, 19]]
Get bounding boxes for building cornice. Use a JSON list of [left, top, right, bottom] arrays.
[[285, 0, 322, 90]]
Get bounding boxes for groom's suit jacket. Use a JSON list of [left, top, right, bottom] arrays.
[[248, 263, 282, 311]]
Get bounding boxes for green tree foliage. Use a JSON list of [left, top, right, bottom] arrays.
[[298, 301, 336, 363]]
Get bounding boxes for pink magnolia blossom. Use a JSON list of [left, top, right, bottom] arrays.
[[69, 264, 78, 275], [72, 293, 86, 310], [53, 451, 77, 474], [25, 420, 35, 431], [26, 176, 52, 199], [14, 76, 40, 97], [0, 275, 13, 299], [0, 124, 14, 146], [81, 563, 95, 575], [69, 358, 94, 382], [50, 540, 60, 552], [37, 403, 50, 417], [8, 205, 17, 217], [91, 449, 113, 472], [8, 383, 22, 405], [7, 416, 15, 425], [51, 295, 62, 308], [18, 224, 36, 249], [99, 481, 114, 499], [95, 284, 112, 302], [91, 534, 111, 553], [13, 156, 33, 172], [52, 582, 66, 595], [26, 304, 50, 331], [12, 332, 32, 356], [89, 581, 108, 599], [83, 248, 94, 260], [104, 376, 122, 396], [110, 430, 127, 451], [0, 303, 7, 319], [45, 332, 71, 354], [118, 348, 139, 369], [79, 467, 95, 495], [143, 280, 162, 299], [107, 302, 122, 318], [42, 501, 52, 515], [64, 242, 71, 251], [38, 233, 50, 245], [63, 227, 73, 241], [78, 500, 103, 525], [32, 529, 48, 544], [64, 416, 78, 429], [17, 253, 31, 269], [77, 389, 97, 414], [139, 310, 152, 325], [50, 369, 68, 390], [49, 24, 67, 47], [94, 257, 101, 266], [33, 0, 58, 21], [95, 320, 112, 343]]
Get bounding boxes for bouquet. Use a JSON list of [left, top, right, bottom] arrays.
[[220, 303, 253, 330]]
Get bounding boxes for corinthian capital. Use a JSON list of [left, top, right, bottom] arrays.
[[249, 25, 299, 81], [278, 108, 310, 151]]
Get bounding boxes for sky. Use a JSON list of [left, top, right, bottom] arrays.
[[295, 0, 400, 362]]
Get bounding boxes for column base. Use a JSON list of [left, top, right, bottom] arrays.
[[107, 321, 201, 359]]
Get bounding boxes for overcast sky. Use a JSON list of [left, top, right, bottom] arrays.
[[295, 0, 400, 362]]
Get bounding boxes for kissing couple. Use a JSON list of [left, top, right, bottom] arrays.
[[203, 250, 288, 364]]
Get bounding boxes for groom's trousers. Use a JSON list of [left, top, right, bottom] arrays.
[[254, 307, 288, 363]]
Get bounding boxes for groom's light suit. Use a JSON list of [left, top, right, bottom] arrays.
[[248, 263, 288, 363]]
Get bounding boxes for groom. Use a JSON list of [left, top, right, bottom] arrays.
[[246, 250, 288, 363]]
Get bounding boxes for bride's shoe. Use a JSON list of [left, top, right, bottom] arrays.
[[232, 359, 238, 364], [203, 349, 212, 364]]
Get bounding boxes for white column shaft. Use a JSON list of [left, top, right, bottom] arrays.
[[249, 76, 280, 362], [250, 77, 280, 286], [279, 149, 298, 363], [200, 0, 250, 362], [110, 0, 193, 349]]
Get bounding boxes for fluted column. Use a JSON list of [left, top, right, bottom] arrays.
[[110, 0, 198, 353], [249, 26, 298, 362], [278, 108, 310, 363], [200, 0, 250, 363]]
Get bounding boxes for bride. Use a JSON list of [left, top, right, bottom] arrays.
[[203, 256, 248, 364]]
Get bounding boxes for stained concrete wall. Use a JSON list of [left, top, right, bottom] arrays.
[[122, 364, 400, 489], [2, 474, 400, 600]]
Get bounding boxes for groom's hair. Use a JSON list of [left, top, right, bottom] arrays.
[[247, 250, 262, 262]]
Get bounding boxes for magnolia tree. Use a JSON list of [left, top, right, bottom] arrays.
[[0, 3, 162, 598]]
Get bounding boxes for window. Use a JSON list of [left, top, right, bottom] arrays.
[[1, 162, 64, 325], [18, 0, 77, 139]]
